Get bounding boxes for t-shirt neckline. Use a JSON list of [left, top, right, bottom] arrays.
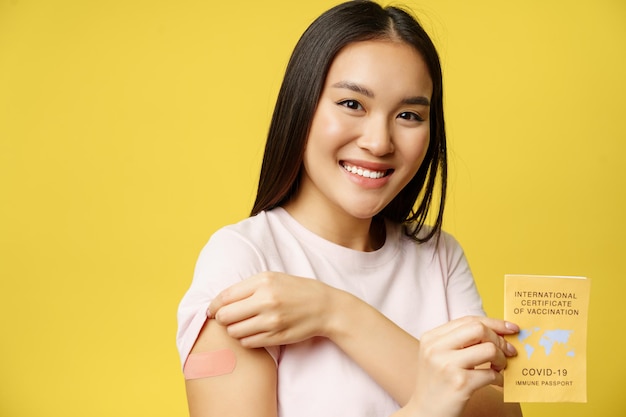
[[269, 206, 402, 268]]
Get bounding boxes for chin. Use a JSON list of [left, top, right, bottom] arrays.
[[344, 205, 385, 220]]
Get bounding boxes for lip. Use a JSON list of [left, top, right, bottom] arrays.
[[339, 159, 394, 188], [340, 159, 394, 172]]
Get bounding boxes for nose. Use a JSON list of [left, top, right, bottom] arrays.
[[356, 117, 394, 156]]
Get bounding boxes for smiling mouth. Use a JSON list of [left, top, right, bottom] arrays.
[[341, 162, 393, 179]]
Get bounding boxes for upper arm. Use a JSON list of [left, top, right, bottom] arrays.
[[185, 319, 277, 417], [177, 227, 269, 369], [440, 232, 485, 318]]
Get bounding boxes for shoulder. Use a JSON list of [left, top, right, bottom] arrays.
[[206, 209, 288, 251], [201, 210, 278, 258], [178, 211, 284, 369], [208, 210, 273, 246], [399, 222, 464, 256], [193, 209, 294, 283], [396, 223, 470, 281]]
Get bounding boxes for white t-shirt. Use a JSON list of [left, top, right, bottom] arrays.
[[177, 207, 485, 417]]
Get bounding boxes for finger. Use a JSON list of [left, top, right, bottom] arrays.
[[476, 316, 520, 335], [430, 316, 520, 341], [421, 315, 476, 339], [226, 316, 292, 348], [427, 319, 495, 351], [446, 368, 504, 395], [213, 296, 265, 326], [208, 276, 265, 317], [238, 331, 280, 349], [468, 368, 504, 389], [462, 316, 519, 336], [224, 314, 271, 340], [454, 341, 508, 372], [444, 317, 519, 349], [427, 320, 514, 362], [238, 327, 303, 348]]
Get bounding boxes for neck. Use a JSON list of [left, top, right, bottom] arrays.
[[282, 200, 385, 252]]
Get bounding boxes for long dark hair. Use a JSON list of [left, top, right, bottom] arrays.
[[251, 0, 447, 243]]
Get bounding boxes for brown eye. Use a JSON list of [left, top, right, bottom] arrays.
[[338, 100, 363, 111], [398, 111, 424, 122]]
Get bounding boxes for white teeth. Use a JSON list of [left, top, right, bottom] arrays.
[[342, 163, 386, 179]]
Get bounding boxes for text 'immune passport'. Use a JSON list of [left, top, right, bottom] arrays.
[[503, 274, 590, 403]]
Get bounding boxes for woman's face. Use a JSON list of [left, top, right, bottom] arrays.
[[295, 39, 433, 223]]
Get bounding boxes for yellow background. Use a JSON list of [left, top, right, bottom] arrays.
[[1, 0, 624, 416]]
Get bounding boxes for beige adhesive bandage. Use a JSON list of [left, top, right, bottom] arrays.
[[183, 348, 237, 380]]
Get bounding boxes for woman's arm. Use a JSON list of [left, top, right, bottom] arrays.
[[324, 288, 422, 405], [208, 272, 521, 416], [330, 295, 523, 417], [208, 272, 419, 404], [184, 319, 277, 417], [331, 298, 523, 416], [388, 318, 523, 417]]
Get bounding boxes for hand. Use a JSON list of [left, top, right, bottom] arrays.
[[406, 316, 519, 417], [208, 272, 337, 347]]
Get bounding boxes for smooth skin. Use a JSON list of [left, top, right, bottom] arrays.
[[185, 319, 277, 416], [185, 40, 522, 417], [286, 40, 432, 251]]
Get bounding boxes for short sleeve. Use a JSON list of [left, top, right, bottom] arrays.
[[176, 227, 280, 369], [439, 232, 486, 319]]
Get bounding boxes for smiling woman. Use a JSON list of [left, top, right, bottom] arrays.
[[0, 0, 623, 415], [177, 1, 522, 417], [287, 40, 432, 238]]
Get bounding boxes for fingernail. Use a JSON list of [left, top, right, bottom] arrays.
[[505, 321, 520, 332], [506, 342, 518, 356], [206, 308, 212, 319]]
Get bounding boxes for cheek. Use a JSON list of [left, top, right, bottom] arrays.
[[417, 136, 431, 165], [401, 130, 431, 170], [308, 106, 356, 148]]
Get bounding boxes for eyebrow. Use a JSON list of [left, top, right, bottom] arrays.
[[332, 81, 374, 98], [331, 80, 430, 106]]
